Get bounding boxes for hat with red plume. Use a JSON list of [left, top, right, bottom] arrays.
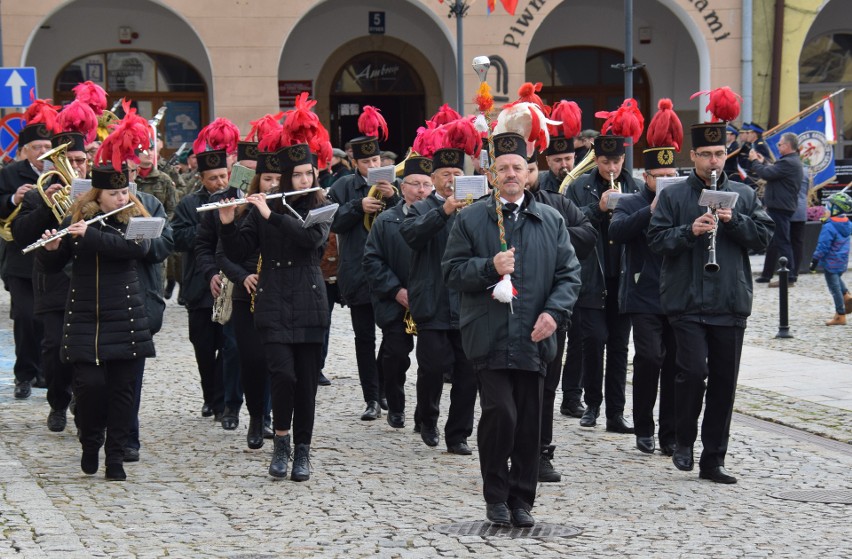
[[690, 87, 740, 149], [351, 105, 387, 160], [54, 99, 98, 151], [91, 99, 150, 189], [546, 100, 582, 155], [432, 117, 483, 171], [193, 118, 240, 173], [72, 81, 108, 116], [643, 98, 683, 170], [595, 98, 644, 144], [516, 82, 550, 116], [20, 91, 60, 147], [427, 104, 462, 128], [279, 92, 332, 170], [413, 124, 448, 159]]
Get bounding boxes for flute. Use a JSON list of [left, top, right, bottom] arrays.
[[195, 187, 322, 213], [22, 202, 137, 254]]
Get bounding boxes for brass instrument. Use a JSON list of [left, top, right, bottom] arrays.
[[403, 310, 417, 336], [36, 141, 77, 223], [363, 184, 388, 231], [558, 149, 596, 195], [394, 147, 420, 177], [21, 202, 136, 254], [0, 205, 23, 242], [704, 170, 720, 273], [212, 272, 234, 325]]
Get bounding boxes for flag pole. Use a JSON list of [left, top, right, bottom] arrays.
[[763, 88, 845, 138]]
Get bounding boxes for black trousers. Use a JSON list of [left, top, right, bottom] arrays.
[[187, 308, 225, 413], [265, 342, 321, 445], [7, 276, 43, 382], [415, 329, 476, 445], [476, 368, 543, 510], [321, 282, 339, 370], [349, 303, 380, 403], [74, 358, 144, 466], [761, 208, 794, 280], [670, 320, 743, 469], [541, 328, 566, 448], [580, 281, 631, 417], [630, 313, 676, 445], [41, 310, 73, 411], [231, 300, 270, 419], [221, 321, 243, 412], [560, 307, 584, 403], [380, 327, 414, 414], [127, 360, 145, 451], [790, 220, 805, 282]]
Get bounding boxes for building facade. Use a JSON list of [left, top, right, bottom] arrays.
[[1, 0, 849, 161]]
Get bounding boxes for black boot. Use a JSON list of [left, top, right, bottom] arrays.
[[247, 417, 264, 449], [268, 434, 291, 478], [538, 445, 562, 482], [291, 443, 311, 482]]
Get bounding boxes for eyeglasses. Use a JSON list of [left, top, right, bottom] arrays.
[[403, 181, 433, 189], [67, 157, 88, 165], [694, 150, 726, 160]]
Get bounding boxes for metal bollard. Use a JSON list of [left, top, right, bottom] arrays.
[[775, 257, 793, 338]]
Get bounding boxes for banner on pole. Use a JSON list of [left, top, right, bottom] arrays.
[[765, 99, 837, 188]]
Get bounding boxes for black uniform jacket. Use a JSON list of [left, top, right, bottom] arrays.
[[215, 206, 259, 305], [648, 171, 774, 321], [537, 170, 561, 193], [220, 197, 330, 345], [399, 193, 461, 330], [172, 186, 220, 310], [36, 201, 155, 364], [328, 172, 400, 306], [363, 201, 412, 330], [529, 185, 597, 261], [750, 152, 804, 212], [0, 159, 39, 279], [135, 192, 173, 335], [609, 185, 664, 315], [566, 169, 640, 309], [194, 186, 244, 304], [442, 195, 581, 374]]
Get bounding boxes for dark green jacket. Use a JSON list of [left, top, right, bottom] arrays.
[[363, 202, 411, 330]]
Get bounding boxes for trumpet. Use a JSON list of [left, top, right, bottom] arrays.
[[558, 149, 596, 195], [37, 141, 77, 223], [609, 171, 617, 190], [21, 202, 136, 254], [705, 170, 720, 273]]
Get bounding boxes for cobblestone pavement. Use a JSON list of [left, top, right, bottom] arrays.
[[1, 267, 851, 558]]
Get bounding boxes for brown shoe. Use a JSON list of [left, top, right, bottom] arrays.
[[825, 313, 847, 326], [844, 293, 852, 314]]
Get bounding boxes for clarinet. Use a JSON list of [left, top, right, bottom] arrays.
[[704, 170, 720, 273]]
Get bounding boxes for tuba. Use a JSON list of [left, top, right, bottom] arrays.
[[36, 141, 77, 224], [558, 149, 596, 195]]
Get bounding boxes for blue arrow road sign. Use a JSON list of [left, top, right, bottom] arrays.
[[0, 67, 37, 108]]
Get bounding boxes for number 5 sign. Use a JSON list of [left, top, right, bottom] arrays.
[[369, 11, 385, 34]]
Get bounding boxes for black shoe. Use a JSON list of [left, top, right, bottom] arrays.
[[247, 417, 264, 449], [14, 379, 31, 400], [164, 279, 176, 300], [263, 417, 274, 439], [604, 415, 635, 434], [672, 445, 694, 471], [447, 441, 472, 455], [105, 463, 126, 481], [560, 399, 585, 418], [361, 401, 381, 420], [699, 466, 737, 484], [213, 409, 224, 422], [379, 397, 389, 411], [32, 374, 48, 389], [47, 408, 67, 432], [269, 434, 291, 478], [636, 436, 655, 454], [413, 423, 421, 433], [291, 443, 311, 482], [81, 450, 99, 475], [579, 406, 599, 427], [511, 508, 535, 528], [660, 442, 676, 457], [538, 445, 562, 482], [420, 425, 439, 447], [485, 503, 511, 526], [123, 447, 140, 463], [201, 403, 213, 418], [221, 408, 239, 430], [386, 412, 405, 429], [755, 276, 771, 283], [318, 372, 331, 386]]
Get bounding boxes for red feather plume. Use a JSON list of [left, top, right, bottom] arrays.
[[690, 87, 741, 123], [516, 82, 549, 115], [257, 121, 285, 153], [23, 90, 60, 133], [280, 92, 333, 169], [72, 81, 107, 115], [427, 104, 462, 128], [57, 99, 99, 144], [245, 112, 284, 142], [193, 117, 240, 155], [441, 117, 483, 157], [357, 105, 388, 141], [549, 100, 582, 138], [595, 98, 645, 143], [646, 98, 683, 152], [413, 125, 447, 159], [94, 99, 151, 171]]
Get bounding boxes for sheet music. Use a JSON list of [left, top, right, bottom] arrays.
[[228, 163, 256, 193], [453, 175, 488, 201], [654, 176, 687, 196], [124, 217, 165, 240], [71, 178, 92, 199], [606, 192, 628, 210], [302, 203, 339, 229], [698, 189, 739, 209], [367, 165, 395, 185]]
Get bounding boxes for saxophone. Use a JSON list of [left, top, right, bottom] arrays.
[[211, 272, 234, 324]]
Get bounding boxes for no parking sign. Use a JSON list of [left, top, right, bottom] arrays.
[[0, 112, 25, 163]]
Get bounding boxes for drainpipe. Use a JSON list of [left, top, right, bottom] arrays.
[[742, 0, 753, 124], [768, 0, 785, 127]]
